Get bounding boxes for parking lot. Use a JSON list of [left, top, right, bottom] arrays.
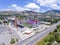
[[0, 25, 22, 45]]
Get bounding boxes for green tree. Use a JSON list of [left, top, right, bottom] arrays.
[[47, 42, 52, 45], [54, 29, 57, 33], [57, 25, 60, 29], [10, 38, 15, 44], [16, 38, 18, 42], [55, 33, 60, 43], [49, 37, 55, 42]]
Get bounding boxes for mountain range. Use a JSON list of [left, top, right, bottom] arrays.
[[0, 10, 60, 16]]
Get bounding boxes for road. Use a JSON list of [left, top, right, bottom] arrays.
[[15, 21, 60, 45]]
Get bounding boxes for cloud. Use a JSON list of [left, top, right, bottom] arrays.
[[8, 3, 40, 12], [34, 0, 60, 10], [24, 3, 40, 9], [24, 3, 40, 12], [36, 0, 56, 6], [10, 4, 31, 11], [11, 4, 25, 11], [50, 4, 60, 10]]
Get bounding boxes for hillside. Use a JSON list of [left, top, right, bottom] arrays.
[[0, 10, 60, 16]]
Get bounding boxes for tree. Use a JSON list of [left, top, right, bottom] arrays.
[[16, 38, 18, 42], [54, 29, 57, 33], [10, 38, 15, 44], [45, 39, 48, 42], [55, 33, 60, 43], [47, 42, 52, 45], [57, 25, 60, 29], [49, 37, 55, 42]]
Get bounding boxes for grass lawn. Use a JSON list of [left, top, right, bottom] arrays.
[[35, 32, 54, 45], [23, 23, 32, 28]]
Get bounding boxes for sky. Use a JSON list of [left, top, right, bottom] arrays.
[[0, 0, 60, 13]]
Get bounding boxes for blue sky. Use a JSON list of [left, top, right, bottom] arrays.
[[0, 0, 60, 13]]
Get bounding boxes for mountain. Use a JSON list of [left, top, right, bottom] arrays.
[[43, 10, 60, 16], [0, 10, 60, 16]]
